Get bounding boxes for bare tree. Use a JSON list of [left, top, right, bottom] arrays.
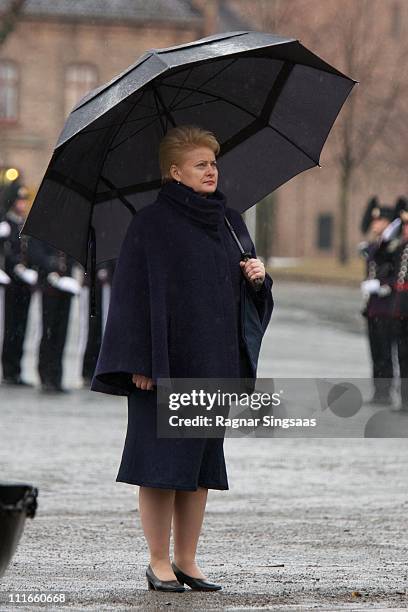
[[229, 0, 307, 259], [310, 0, 408, 262], [230, 0, 408, 263], [0, 0, 27, 47]]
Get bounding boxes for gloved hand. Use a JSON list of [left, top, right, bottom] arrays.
[[378, 284, 392, 297], [97, 268, 109, 283], [381, 218, 401, 243], [47, 272, 80, 295], [0, 221, 11, 239], [14, 264, 38, 286], [357, 241, 369, 258], [360, 279, 380, 297], [0, 269, 11, 285]]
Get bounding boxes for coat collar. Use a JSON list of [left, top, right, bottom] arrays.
[[158, 180, 227, 228]]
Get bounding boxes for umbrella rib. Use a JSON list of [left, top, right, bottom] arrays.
[[166, 65, 195, 111], [108, 116, 161, 153], [99, 176, 136, 215], [44, 169, 94, 201], [153, 84, 177, 129], [79, 110, 167, 136], [164, 57, 238, 111], [95, 178, 162, 204], [162, 82, 258, 120], [153, 86, 168, 134], [168, 98, 220, 113]]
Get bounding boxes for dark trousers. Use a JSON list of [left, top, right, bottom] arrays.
[[39, 291, 72, 387], [82, 283, 103, 382], [367, 317, 394, 398], [1, 284, 32, 380], [395, 318, 408, 407]]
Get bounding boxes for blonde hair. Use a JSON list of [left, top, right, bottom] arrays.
[[159, 125, 220, 183]]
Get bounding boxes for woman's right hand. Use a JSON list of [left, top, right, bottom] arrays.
[[132, 374, 155, 390]]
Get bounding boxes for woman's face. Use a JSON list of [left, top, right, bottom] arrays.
[[169, 146, 218, 196]]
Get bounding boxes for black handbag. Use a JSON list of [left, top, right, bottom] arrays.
[[224, 216, 265, 374]]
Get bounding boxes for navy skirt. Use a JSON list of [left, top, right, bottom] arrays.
[[116, 388, 229, 491], [116, 350, 252, 491]]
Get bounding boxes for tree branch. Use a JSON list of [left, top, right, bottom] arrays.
[[0, 0, 27, 47]]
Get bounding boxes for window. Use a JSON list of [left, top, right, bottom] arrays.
[[0, 61, 19, 121], [64, 64, 98, 115], [317, 214, 333, 250]]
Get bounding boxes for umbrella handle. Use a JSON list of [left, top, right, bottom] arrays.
[[241, 252, 263, 288]]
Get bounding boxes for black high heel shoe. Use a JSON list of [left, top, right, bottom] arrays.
[[171, 561, 222, 591], [146, 564, 185, 592]]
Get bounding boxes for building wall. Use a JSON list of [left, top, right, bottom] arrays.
[[0, 18, 199, 187], [1, 1, 406, 260]]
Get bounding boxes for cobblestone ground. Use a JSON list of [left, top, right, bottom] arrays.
[[0, 282, 407, 610]]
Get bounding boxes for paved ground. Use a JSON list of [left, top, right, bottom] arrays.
[[0, 281, 407, 610]]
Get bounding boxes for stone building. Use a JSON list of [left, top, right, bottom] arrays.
[[0, 0, 245, 189], [0, 0, 406, 260]]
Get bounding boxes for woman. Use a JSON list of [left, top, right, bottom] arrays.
[[92, 125, 273, 592]]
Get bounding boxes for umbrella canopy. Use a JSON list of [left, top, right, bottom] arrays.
[[22, 30, 356, 267]]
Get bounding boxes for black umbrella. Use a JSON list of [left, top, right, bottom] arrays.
[[22, 30, 356, 268]]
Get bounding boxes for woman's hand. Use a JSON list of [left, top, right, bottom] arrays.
[[132, 374, 155, 390], [239, 258, 265, 286]]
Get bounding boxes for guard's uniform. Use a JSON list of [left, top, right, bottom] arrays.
[[1, 210, 33, 384], [28, 239, 76, 391], [361, 241, 395, 401], [359, 198, 395, 404], [389, 198, 408, 410]]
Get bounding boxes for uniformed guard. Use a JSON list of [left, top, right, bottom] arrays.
[[1, 187, 38, 386], [28, 239, 80, 393], [80, 260, 116, 387], [389, 196, 408, 412], [359, 196, 395, 404]]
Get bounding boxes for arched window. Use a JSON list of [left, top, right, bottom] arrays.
[[64, 64, 98, 115], [0, 60, 19, 121]]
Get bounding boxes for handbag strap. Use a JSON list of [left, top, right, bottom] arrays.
[[224, 215, 252, 260]]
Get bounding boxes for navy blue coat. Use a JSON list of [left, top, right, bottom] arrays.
[[91, 181, 273, 396]]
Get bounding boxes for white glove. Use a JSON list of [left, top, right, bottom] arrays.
[[97, 268, 109, 283], [381, 218, 401, 243], [0, 269, 11, 285], [357, 241, 370, 259], [0, 221, 11, 238], [47, 272, 80, 295], [361, 279, 380, 297], [378, 284, 392, 297], [14, 264, 38, 286]]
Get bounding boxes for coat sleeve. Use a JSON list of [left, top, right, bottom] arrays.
[[91, 215, 152, 396], [227, 208, 274, 332]]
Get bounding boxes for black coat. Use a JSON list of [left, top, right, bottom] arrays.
[[391, 237, 408, 318], [92, 181, 273, 396], [363, 241, 394, 318], [28, 238, 75, 293], [2, 210, 30, 284]]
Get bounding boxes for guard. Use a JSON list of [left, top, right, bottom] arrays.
[[389, 196, 408, 412], [28, 239, 80, 393], [1, 188, 38, 386], [359, 196, 395, 404]]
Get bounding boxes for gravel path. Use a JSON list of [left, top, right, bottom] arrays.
[[0, 281, 407, 610]]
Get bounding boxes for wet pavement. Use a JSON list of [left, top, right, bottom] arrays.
[[0, 281, 407, 610]]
